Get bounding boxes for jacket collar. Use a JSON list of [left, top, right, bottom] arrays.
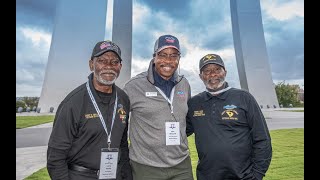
[[203, 82, 231, 101]]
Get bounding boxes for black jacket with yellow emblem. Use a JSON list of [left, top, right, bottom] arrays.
[[186, 87, 272, 180], [47, 73, 132, 180]]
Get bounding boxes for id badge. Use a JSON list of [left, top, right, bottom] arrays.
[[98, 148, 119, 179], [165, 122, 180, 145]]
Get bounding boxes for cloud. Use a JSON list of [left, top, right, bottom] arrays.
[[136, 0, 191, 20], [172, 0, 233, 51], [16, 26, 51, 96], [258, 1, 304, 87], [261, 0, 304, 21], [21, 28, 51, 45], [16, 0, 304, 97], [16, 69, 35, 82], [16, 83, 43, 97], [131, 58, 151, 77], [16, 0, 56, 30], [16, 27, 51, 65]]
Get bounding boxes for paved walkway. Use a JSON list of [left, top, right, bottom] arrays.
[[16, 121, 53, 180], [16, 146, 48, 180], [16, 108, 304, 180]]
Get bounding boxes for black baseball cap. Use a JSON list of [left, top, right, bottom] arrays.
[[154, 35, 180, 54], [91, 40, 122, 61], [199, 54, 225, 71]]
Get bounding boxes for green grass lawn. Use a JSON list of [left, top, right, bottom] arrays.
[[24, 168, 51, 180], [24, 128, 304, 180], [264, 128, 304, 180], [16, 115, 55, 129]]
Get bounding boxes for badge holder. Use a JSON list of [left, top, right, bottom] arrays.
[[98, 146, 119, 180]]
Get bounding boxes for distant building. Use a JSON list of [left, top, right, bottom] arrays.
[[298, 88, 304, 103], [288, 84, 304, 103]]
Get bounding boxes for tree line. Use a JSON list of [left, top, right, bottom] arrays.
[[275, 82, 304, 107], [16, 97, 39, 112]]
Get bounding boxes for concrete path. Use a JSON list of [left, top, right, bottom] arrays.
[[16, 121, 53, 180], [16, 108, 304, 180], [264, 110, 304, 130], [16, 146, 48, 180]]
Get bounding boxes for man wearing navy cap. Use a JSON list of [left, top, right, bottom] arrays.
[[124, 35, 193, 180], [186, 54, 272, 180], [47, 40, 132, 180]]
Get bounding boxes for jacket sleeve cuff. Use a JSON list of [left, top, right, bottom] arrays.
[[253, 171, 264, 180]]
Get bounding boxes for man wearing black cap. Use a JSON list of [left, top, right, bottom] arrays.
[[47, 40, 132, 180], [186, 54, 272, 180], [123, 35, 193, 180]]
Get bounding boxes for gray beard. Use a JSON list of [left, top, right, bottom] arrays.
[[204, 78, 225, 90], [94, 67, 118, 85], [96, 75, 117, 85]]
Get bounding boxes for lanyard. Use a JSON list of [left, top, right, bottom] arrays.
[[86, 82, 118, 148], [207, 86, 232, 95], [155, 86, 175, 114]]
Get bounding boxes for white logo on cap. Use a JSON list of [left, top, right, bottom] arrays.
[[165, 37, 175, 43]]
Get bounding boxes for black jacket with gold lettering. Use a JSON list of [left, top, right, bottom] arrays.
[[186, 87, 272, 180], [47, 73, 132, 180]]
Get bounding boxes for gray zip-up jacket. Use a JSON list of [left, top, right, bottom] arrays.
[[123, 59, 191, 167]]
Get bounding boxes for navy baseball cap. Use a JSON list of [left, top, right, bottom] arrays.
[[91, 40, 122, 61], [154, 35, 180, 54], [199, 54, 225, 71]]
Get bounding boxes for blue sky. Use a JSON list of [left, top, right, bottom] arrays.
[[16, 0, 304, 97]]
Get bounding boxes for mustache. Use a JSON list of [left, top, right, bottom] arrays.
[[206, 78, 224, 84], [99, 70, 117, 76]]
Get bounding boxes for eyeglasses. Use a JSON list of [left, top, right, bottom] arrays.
[[202, 67, 224, 75], [157, 52, 180, 61], [95, 58, 120, 66]]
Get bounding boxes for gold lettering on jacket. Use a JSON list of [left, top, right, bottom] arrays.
[[85, 113, 99, 119], [193, 110, 205, 117]]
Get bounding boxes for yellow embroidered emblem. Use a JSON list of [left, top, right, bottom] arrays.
[[221, 110, 238, 120], [193, 110, 205, 117], [203, 54, 217, 63]]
